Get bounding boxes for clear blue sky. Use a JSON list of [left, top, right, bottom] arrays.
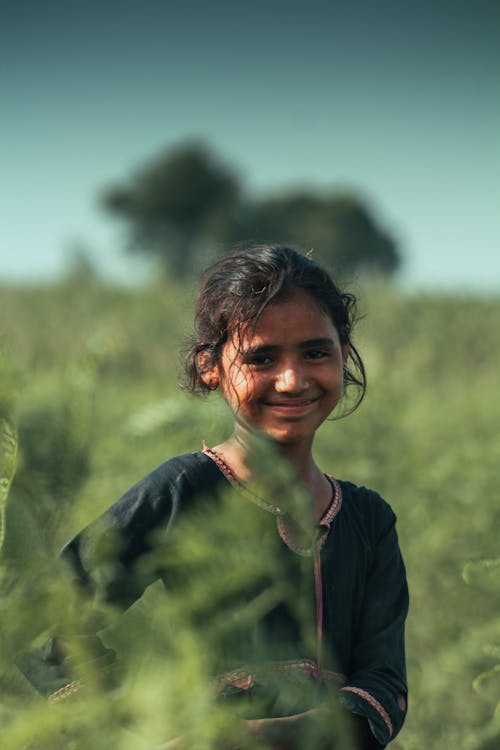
[[3, 0, 499, 290]]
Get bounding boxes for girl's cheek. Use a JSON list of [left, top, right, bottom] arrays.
[[236, 367, 257, 390], [222, 367, 256, 402]]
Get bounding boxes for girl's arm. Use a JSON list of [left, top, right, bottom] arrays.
[[337, 496, 409, 748], [159, 712, 371, 750], [245, 708, 373, 749]]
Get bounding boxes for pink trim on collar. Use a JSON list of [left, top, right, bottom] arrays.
[[202, 443, 238, 484]]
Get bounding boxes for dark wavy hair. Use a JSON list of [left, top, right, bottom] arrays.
[[183, 243, 366, 415]]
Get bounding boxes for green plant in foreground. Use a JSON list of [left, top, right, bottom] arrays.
[[0, 417, 18, 554], [1, 426, 356, 749], [460, 558, 500, 750]]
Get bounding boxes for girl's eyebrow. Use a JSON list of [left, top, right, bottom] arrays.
[[243, 338, 335, 355], [242, 344, 277, 356], [299, 338, 335, 349]]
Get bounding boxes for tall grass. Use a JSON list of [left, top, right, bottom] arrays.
[[1, 278, 499, 748]]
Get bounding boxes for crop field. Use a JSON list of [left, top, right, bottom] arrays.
[[1, 278, 499, 749]]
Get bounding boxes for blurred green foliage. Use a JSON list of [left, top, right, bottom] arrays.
[[0, 277, 499, 748]]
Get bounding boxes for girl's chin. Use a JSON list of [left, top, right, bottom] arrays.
[[261, 427, 314, 447], [232, 420, 312, 447]]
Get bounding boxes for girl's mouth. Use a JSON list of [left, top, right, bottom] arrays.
[[263, 397, 319, 413]]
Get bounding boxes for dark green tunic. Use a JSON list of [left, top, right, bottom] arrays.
[[18, 452, 408, 748]]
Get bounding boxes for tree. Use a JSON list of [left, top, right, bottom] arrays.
[[234, 191, 400, 277], [101, 141, 241, 277], [101, 141, 400, 279]]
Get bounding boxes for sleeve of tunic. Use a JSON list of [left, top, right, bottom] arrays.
[[16, 453, 226, 698], [338, 486, 409, 748], [61, 452, 226, 608]]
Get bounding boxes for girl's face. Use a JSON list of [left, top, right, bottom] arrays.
[[211, 289, 348, 448]]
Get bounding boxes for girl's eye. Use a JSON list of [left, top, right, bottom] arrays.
[[304, 349, 330, 360], [243, 354, 273, 367]]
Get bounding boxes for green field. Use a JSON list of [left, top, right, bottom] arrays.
[[1, 278, 499, 749]]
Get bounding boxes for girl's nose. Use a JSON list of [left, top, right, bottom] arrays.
[[275, 365, 308, 393]]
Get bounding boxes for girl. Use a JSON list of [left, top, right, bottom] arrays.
[[21, 245, 408, 749]]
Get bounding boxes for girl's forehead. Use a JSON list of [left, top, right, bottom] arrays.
[[235, 292, 338, 345]]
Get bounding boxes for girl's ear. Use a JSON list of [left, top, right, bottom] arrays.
[[200, 368, 220, 391], [341, 344, 350, 362], [197, 351, 220, 390]]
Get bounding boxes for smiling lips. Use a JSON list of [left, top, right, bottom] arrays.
[[263, 397, 320, 413]]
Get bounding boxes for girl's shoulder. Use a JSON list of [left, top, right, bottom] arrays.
[[61, 451, 230, 597], [134, 450, 227, 490], [108, 450, 229, 516], [335, 479, 398, 538]]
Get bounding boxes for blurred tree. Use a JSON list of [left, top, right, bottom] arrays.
[[101, 140, 400, 278], [101, 141, 241, 277], [235, 191, 400, 276]]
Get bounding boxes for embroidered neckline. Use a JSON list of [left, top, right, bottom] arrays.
[[202, 444, 340, 674], [202, 443, 342, 556]]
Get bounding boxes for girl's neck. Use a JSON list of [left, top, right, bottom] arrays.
[[212, 429, 331, 521], [214, 429, 313, 477]]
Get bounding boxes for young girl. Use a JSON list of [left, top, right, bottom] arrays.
[[21, 244, 408, 749]]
